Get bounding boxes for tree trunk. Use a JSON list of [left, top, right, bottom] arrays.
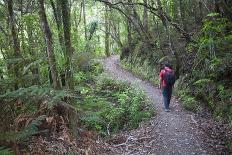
[[83, 0, 87, 40], [157, 0, 180, 79], [7, 0, 21, 90], [50, 0, 64, 51], [60, 0, 74, 90], [38, 0, 60, 89], [127, 0, 133, 53], [26, 20, 41, 85], [198, 1, 203, 23], [105, 4, 110, 57], [179, 0, 188, 33], [143, 0, 149, 33]]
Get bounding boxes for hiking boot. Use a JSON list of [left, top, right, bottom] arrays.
[[165, 109, 170, 112]]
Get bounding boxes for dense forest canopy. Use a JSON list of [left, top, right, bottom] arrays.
[[0, 0, 231, 154]]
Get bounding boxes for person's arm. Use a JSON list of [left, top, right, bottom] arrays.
[[159, 77, 162, 89], [159, 70, 163, 89]]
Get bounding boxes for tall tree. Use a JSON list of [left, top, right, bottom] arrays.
[[7, 0, 21, 90], [157, 0, 180, 78], [60, 0, 74, 90], [26, 16, 41, 85], [127, 0, 133, 53], [143, 0, 149, 33], [83, 0, 87, 40], [179, 0, 188, 33], [50, 0, 64, 51], [38, 0, 60, 89], [105, 4, 110, 57]]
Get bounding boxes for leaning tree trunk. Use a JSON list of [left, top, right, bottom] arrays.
[[38, 0, 60, 89], [7, 0, 21, 90]]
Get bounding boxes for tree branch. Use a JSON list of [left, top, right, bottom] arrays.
[[96, 0, 193, 42]]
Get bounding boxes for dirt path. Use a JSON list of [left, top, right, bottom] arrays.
[[103, 55, 215, 155]]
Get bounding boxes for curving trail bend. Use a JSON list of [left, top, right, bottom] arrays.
[[103, 55, 214, 155]]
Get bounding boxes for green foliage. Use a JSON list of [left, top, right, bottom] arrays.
[[193, 78, 212, 86], [0, 83, 77, 147], [158, 56, 172, 64], [88, 21, 98, 39], [17, 115, 46, 141], [207, 13, 220, 17], [75, 76, 154, 135], [120, 59, 159, 86], [0, 115, 47, 151], [176, 73, 232, 123], [177, 89, 200, 112], [0, 147, 14, 155], [73, 52, 94, 72], [0, 86, 74, 144], [175, 16, 232, 124], [195, 16, 232, 72], [228, 141, 232, 154], [0, 86, 74, 108], [74, 59, 103, 86]]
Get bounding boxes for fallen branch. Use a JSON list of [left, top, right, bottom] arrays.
[[114, 136, 134, 147]]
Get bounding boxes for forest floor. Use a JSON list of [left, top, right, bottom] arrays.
[[102, 55, 230, 155]]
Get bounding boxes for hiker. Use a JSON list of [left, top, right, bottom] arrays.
[[159, 63, 175, 112]]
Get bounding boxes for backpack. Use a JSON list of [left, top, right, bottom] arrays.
[[164, 69, 175, 86]]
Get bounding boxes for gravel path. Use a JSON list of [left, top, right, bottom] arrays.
[[103, 55, 215, 155]]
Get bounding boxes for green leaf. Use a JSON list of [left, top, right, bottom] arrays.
[[207, 13, 220, 17]]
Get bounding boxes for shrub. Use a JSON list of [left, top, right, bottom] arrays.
[[75, 77, 154, 135], [120, 59, 159, 86], [177, 89, 199, 112]]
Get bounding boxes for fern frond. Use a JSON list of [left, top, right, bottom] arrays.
[[80, 111, 106, 125], [0, 86, 75, 108], [23, 57, 45, 75], [17, 115, 46, 142], [0, 147, 14, 155]]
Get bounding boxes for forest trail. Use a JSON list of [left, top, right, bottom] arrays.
[[103, 55, 214, 155]]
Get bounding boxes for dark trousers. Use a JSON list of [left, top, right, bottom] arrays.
[[162, 86, 172, 110]]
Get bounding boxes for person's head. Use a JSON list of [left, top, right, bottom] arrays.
[[164, 62, 172, 69]]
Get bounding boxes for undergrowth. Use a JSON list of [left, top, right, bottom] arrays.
[[0, 147, 14, 155], [0, 59, 104, 152], [176, 15, 232, 125], [120, 58, 159, 86], [75, 74, 154, 135], [120, 15, 232, 126]]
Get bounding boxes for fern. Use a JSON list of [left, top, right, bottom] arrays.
[[158, 56, 171, 63], [193, 78, 212, 86], [17, 115, 46, 142], [0, 147, 14, 155], [77, 76, 154, 133], [80, 111, 106, 125], [0, 86, 75, 109], [47, 89, 75, 108], [23, 57, 45, 75], [0, 86, 48, 100], [207, 12, 220, 17]]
